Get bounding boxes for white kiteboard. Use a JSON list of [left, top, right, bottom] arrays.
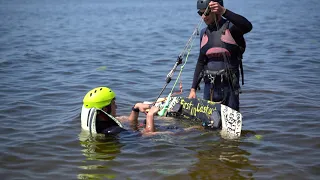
[[220, 104, 242, 138]]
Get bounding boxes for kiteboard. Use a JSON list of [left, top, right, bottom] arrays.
[[152, 97, 242, 138]]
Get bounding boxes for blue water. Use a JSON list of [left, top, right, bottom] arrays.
[[1, 0, 319, 179]]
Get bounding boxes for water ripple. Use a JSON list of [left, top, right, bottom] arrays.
[[0, 0, 319, 179]]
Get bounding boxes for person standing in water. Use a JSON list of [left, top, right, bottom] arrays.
[[188, 0, 252, 111]]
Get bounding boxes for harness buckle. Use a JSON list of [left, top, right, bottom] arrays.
[[208, 74, 216, 84], [204, 69, 226, 84]]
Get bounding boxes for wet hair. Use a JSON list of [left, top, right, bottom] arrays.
[[103, 104, 112, 114]]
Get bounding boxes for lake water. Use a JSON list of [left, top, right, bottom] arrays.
[[0, 0, 319, 179]]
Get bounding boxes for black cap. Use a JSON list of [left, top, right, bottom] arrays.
[[197, 0, 224, 9]]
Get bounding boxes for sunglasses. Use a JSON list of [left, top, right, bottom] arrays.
[[197, 6, 211, 16]]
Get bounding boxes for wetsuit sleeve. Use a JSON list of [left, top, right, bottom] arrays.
[[191, 53, 206, 89], [222, 9, 252, 34]]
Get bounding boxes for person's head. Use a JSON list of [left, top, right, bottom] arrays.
[[83, 86, 117, 117], [197, 0, 224, 25], [81, 87, 124, 134]]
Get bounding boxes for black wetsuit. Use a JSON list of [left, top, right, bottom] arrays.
[[191, 9, 252, 111], [96, 118, 126, 135]]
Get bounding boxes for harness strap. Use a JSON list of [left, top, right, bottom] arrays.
[[205, 68, 241, 98], [205, 69, 227, 102], [222, 21, 230, 35], [223, 21, 245, 85], [204, 69, 226, 76], [238, 47, 245, 85]]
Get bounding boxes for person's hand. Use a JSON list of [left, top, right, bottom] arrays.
[[188, 88, 197, 99], [209, 1, 226, 16], [134, 103, 150, 113]]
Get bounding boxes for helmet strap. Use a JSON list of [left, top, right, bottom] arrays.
[[99, 108, 124, 128]]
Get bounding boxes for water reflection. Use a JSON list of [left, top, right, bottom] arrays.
[[188, 133, 258, 179], [79, 131, 123, 161], [78, 130, 123, 179], [76, 118, 259, 179]]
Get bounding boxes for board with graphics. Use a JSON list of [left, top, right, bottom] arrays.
[[166, 97, 242, 138]]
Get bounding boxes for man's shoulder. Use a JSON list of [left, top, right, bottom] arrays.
[[200, 28, 207, 38]]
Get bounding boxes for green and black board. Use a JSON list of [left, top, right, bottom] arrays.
[[165, 97, 242, 138]]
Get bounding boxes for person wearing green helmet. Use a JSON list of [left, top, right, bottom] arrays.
[[81, 87, 188, 135], [189, 0, 252, 111], [81, 87, 121, 134]]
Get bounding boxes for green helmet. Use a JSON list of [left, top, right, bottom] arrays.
[[83, 87, 116, 109]]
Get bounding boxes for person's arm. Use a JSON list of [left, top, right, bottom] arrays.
[[128, 103, 159, 132], [145, 106, 160, 132], [189, 53, 206, 98], [222, 9, 252, 34], [128, 103, 150, 122], [209, 1, 252, 35]]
